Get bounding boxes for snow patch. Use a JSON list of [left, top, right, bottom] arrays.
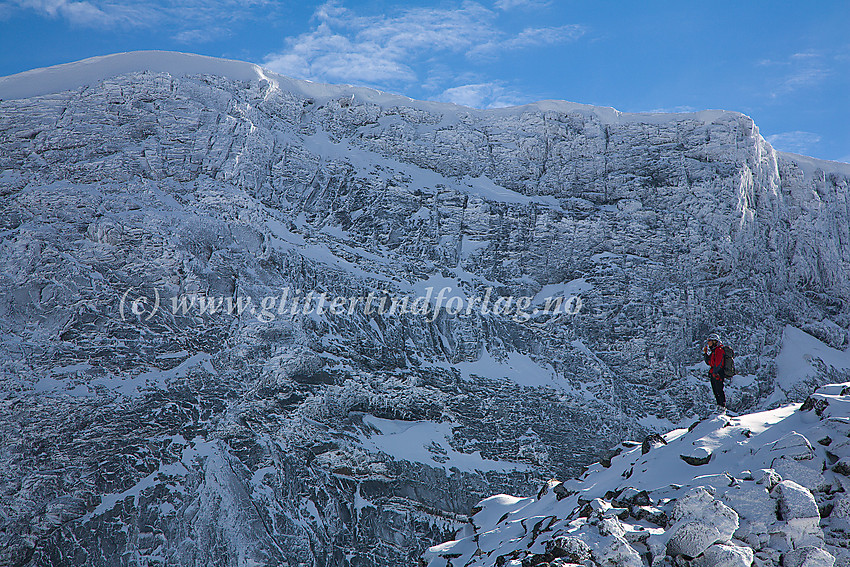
[[358, 414, 531, 474], [776, 325, 850, 395]]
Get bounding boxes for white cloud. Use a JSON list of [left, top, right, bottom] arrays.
[[9, 0, 269, 30], [13, 0, 152, 26], [471, 23, 585, 56], [507, 25, 585, 48], [438, 82, 529, 108], [765, 131, 822, 154], [264, 2, 499, 87], [759, 49, 833, 98], [781, 66, 831, 91], [173, 26, 230, 44], [0, 3, 15, 19], [494, 0, 551, 10], [264, 1, 585, 91], [264, 24, 416, 84]]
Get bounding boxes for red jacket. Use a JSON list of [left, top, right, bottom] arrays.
[[705, 345, 725, 380]]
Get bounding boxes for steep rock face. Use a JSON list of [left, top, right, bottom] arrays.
[[0, 52, 848, 566]]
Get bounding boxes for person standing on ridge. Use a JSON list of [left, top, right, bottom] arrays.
[[703, 333, 726, 412]]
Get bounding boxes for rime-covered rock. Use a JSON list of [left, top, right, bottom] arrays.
[[592, 534, 643, 567], [782, 547, 836, 567], [766, 432, 815, 461], [692, 542, 754, 567], [771, 457, 828, 493], [546, 536, 592, 563], [771, 480, 824, 551], [671, 487, 740, 534], [666, 487, 739, 558], [773, 481, 820, 521], [721, 482, 775, 548]]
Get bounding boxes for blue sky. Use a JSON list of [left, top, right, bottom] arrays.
[[1, 1, 848, 162]]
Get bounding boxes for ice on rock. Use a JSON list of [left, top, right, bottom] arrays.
[[545, 536, 592, 564], [642, 432, 668, 454], [598, 515, 628, 537], [670, 487, 739, 534], [827, 491, 850, 545], [614, 487, 652, 508], [801, 387, 850, 420], [680, 446, 713, 466], [756, 469, 783, 491]]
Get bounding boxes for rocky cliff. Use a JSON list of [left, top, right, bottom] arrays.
[[0, 51, 848, 566]]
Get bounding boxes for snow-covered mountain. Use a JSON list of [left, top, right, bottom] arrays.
[[0, 51, 848, 566], [426, 382, 850, 567]]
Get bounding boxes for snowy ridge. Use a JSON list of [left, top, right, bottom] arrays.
[[5, 50, 848, 176], [0, 50, 742, 126], [4, 50, 848, 179], [426, 382, 850, 567], [0, 51, 266, 100], [0, 50, 433, 111], [777, 151, 850, 178]]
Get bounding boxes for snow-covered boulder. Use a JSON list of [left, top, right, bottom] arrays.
[[592, 534, 643, 567], [721, 482, 775, 547], [546, 536, 592, 563], [770, 480, 824, 550], [767, 432, 815, 461], [771, 457, 829, 493], [722, 483, 774, 522], [666, 487, 739, 558], [667, 522, 728, 559], [692, 542, 754, 567], [773, 481, 819, 521], [782, 546, 835, 567], [671, 487, 739, 535], [680, 446, 713, 466]]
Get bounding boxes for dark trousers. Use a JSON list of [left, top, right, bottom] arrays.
[[711, 376, 726, 407]]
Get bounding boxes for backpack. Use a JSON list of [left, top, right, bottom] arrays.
[[723, 346, 736, 377]]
